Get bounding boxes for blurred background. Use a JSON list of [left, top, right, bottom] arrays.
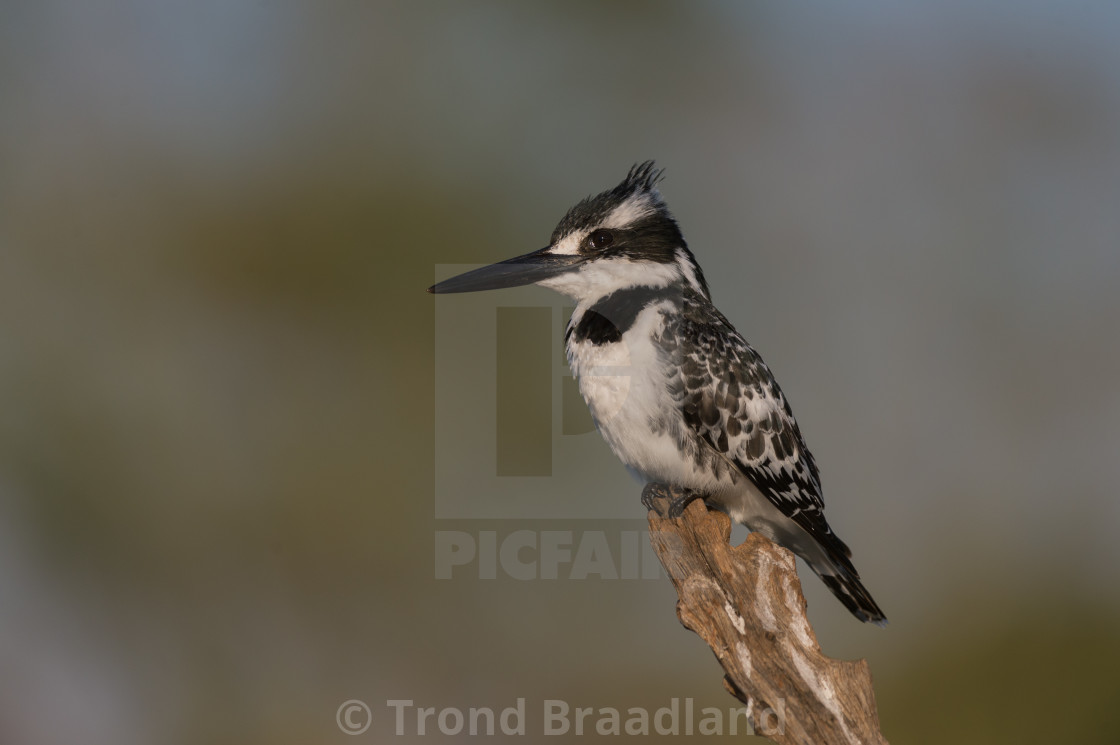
[[2, 2, 1120, 743]]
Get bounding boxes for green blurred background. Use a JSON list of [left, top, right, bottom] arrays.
[[2, 2, 1119, 743]]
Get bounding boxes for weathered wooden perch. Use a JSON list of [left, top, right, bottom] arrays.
[[646, 495, 888, 745]]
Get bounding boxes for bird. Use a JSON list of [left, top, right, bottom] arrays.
[[428, 162, 886, 625]]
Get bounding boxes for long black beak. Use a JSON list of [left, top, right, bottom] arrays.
[[427, 247, 584, 294]]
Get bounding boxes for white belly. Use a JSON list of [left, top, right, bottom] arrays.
[[567, 303, 733, 495]]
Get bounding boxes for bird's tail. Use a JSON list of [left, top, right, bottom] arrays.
[[809, 552, 888, 627]]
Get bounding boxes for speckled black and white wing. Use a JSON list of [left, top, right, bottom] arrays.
[[656, 287, 886, 624], [659, 288, 862, 577]]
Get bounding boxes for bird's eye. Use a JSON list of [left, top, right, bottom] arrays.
[[588, 229, 614, 250]]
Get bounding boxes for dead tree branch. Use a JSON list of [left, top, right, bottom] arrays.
[[646, 496, 888, 745]]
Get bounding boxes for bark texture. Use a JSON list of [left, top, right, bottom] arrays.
[[646, 496, 889, 745]]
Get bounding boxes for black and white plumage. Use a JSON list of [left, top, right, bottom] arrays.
[[430, 162, 886, 625]]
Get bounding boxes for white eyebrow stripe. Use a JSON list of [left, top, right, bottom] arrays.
[[602, 194, 657, 229]]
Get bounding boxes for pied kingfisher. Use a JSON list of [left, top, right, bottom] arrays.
[[429, 162, 886, 625]]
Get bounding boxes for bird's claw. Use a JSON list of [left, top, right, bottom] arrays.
[[641, 482, 672, 513], [642, 483, 705, 518], [666, 488, 704, 518]]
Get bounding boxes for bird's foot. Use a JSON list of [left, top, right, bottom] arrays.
[[641, 482, 672, 513], [641, 483, 705, 518], [667, 487, 705, 518]]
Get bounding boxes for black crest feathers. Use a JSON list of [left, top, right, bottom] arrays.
[[618, 160, 664, 195]]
